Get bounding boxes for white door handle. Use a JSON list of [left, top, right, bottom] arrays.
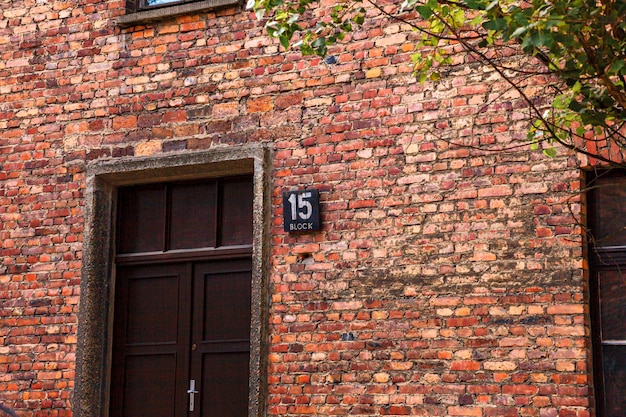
[[187, 380, 198, 412]]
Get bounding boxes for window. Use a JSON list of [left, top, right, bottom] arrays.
[[119, 0, 241, 26], [587, 172, 626, 417], [127, 0, 198, 13], [146, 0, 186, 6]]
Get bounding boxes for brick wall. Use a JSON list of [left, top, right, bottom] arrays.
[[1, 0, 590, 416]]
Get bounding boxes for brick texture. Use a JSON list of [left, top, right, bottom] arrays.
[[0, 0, 592, 416]]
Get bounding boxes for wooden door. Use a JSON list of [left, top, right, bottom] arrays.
[[110, 263, 192, 417], [190, 259, 252, 417], [110, 177, 253, 417]]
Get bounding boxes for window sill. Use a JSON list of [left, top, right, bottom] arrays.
[[117, 0, 241, 26]]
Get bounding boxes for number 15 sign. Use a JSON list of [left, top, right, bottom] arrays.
[[283, 189, 321, 233]]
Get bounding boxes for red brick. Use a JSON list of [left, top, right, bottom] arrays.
[[112, 115, 137, 130], [247, 96, 274, 113], [162, 110, 187, 123], [450, 361, 481, 371]]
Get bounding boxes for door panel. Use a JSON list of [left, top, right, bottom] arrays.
[[122, 354, 177, 417], [169, 182, 217, 250], [219, 179, 254, 246], [117, 184, 166, 254], [201, 267, 252, 342], [200, 352, 250, 417], [191, 259, 252, 417], [111, 264, 192, 417], [595, 270, 626, 417], [125, 274, 179, 344]]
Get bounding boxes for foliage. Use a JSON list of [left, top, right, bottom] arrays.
[[249, 0, 626, 163]]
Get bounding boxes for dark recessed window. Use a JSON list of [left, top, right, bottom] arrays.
[[588, 171, 626, 417], [127, 0, 196, 13], [120, 0, 240, 25], [141, 0, 192, 9], [147, 0, 183, 5]]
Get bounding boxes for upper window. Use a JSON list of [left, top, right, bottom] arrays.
[[587, 171, 626, 417], [147, 0, 184, 5], [129, 0, 197, 12], [119, 0, 241, 26]]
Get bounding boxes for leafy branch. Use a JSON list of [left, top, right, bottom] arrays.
[[249, 0, 626, 164]]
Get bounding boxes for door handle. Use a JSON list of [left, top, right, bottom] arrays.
[[187, 379, 198, 412]]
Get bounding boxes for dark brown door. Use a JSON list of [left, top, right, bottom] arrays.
[[110, 177, 253, 417], [110, 263, 193, 417], [191, 259, 252, 417]]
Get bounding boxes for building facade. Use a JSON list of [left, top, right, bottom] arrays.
[[0, 0, 623, 416]]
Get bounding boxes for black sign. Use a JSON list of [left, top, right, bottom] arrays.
[[283, 189, 321, 233]]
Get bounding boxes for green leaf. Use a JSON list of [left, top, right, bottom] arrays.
[[279, 34, 290, 49], [463, 0, 483, 10], [509, 26, 527, 38], [469, 14, 485, 25], [609, 60, 626, 75], [451, 8, 465, 27], [482, 18, 507, 31], [415, 5, 433, 19], [543, 147, 557, 158]]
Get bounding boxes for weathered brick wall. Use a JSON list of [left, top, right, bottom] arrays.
[[1, 0, 590, 416]]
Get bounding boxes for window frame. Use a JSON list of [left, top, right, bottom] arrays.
[[587, 169, 626, 417], [129, 0, 203, 14], [118, 0, 242, 27]]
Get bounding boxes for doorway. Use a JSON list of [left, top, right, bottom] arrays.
[[109, 176, 253, 417]]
